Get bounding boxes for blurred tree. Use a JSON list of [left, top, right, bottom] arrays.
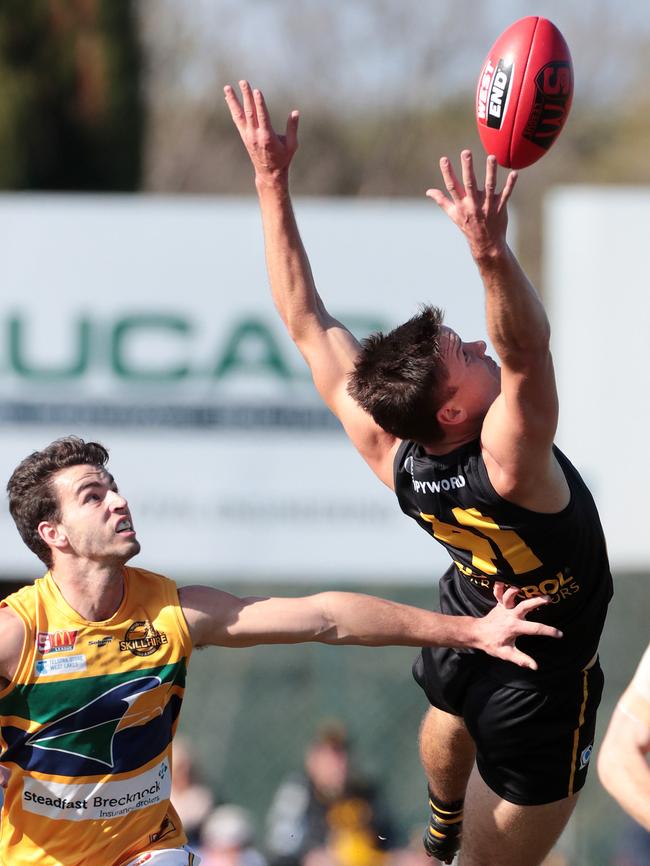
[[0, 0, 143, 190]]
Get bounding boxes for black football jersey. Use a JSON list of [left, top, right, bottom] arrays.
[[394, 438, 613, 676]]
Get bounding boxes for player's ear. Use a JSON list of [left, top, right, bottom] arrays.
[[38, 521, 68, 552], [436, 402, 467, 427]]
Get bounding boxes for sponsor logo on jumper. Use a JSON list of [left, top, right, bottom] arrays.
[[460, 568, 492, 586], [26, 675, 165, 768], [580, 744, 593, 770], [459, 568, 581, 605], [412, 475, 466, 495], [88, 636, 113, 648], [517, 568, 580, 604], [35, 654, 87, 677], [37, 630, 78, 654], [119, 621, 168, 656], [477, 58, 514, 128], [22, 757, 171, 821]]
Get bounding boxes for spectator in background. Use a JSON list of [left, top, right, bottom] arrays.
[[608, 819, 650, 866], [265, 721, 398, 866], [597, 641, 650, 832], [201, 804, 267, 866], [171, 735, 216, 847]]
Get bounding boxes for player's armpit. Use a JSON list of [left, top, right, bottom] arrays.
[[297, 325, 400, 489]]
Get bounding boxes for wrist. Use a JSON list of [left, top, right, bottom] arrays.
[[456, 616, 481, 651], [472, 241, 511, 270], [255, 170, 290, 194]]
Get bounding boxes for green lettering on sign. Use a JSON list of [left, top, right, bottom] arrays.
[[214, 318, 291, 379], [112, 315, 191, 381], [10, 316, 91, 380]]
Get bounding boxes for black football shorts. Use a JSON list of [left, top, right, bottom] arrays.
[[412, 646, 604, 806]]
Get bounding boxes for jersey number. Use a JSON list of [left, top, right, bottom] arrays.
[[420, 507, 542, 575]]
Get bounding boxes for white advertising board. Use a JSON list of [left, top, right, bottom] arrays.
[[546, 187, 650, 571], [0, 195, 496, 581]]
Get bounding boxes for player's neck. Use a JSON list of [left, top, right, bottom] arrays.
[[49, 559, 126, 622], [422, 427, 479, 456]]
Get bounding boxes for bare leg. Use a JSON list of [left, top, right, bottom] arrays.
[[459, 767, 580, 866], [419, 707, 476, 862], [419, 706, 476, 801]]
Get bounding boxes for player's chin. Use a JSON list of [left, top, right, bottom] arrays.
[[121, 537, 141, 559]]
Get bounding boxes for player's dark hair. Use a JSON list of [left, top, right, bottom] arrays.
[[347, 305, 454, 443], [7, 436, 110, 568]]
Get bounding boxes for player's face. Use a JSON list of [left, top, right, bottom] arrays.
[[439, 327, 501, 421], [48, 464, 140, 565]]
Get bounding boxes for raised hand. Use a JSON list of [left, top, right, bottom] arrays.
[[426, 150, 517, 261], [224, 80, 299, 184], [476, 581, 563, 670]]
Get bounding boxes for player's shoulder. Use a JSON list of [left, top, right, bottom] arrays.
[[125, 565, 177, 590], [124, 566, 183, 610], [0, 604, 26, 684], [0, 602, 25, 632]]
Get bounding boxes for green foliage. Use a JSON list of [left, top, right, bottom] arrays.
[[0, 0, 143, 190]]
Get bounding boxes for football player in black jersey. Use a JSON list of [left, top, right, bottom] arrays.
[[225, 81, 612, 866]]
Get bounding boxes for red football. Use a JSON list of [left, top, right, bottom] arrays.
[[475, 17, 573, 169]]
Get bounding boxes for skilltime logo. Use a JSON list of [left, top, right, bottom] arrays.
[[119, 621, 168, 657]]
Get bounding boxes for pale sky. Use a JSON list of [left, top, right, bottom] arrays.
[[142, 0, 650, 111]]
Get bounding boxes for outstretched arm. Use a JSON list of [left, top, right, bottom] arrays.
[[179, 582, 560, 670], [224, 81, 399, 487], [427, 151, 568, 512]]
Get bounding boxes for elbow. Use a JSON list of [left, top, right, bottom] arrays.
[[596, 742, 620, 798], [501, 333, 551, 367], [596, 748, 611, 791], [311, 591, 353, 644]]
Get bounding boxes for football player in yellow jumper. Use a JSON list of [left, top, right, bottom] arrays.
[[0, 436, 559, 866]]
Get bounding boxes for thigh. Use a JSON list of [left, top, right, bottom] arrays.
[[459, 767, 579, 866], [419, 705, 476, 798]]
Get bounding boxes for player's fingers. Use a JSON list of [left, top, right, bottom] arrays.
[[514, 595, 552, 616], [223, 84, 246, 130], [439, 157, 464, 203], [484, 154, 498, 207], [426, 188, 454, 216], [498, 169, 518, 211], [460, 150, 479, 202], [518, 621, 563, 639], [253, 88, 272, 128], [506, 648, 539, 671], [239, 80, 259, 128], [502, 585, 520, 608], [493, 580, 505, 605], [285, 110, 300, 153]]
